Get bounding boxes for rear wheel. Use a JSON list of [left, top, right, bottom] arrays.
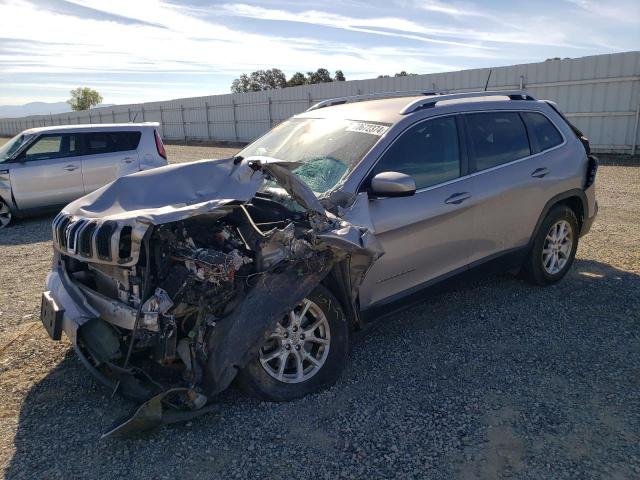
[[237, 285, 349, 402], [522, 205, 578, 285], [0, 199, 12, 228]]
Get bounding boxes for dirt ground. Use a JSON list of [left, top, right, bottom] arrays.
[[0, 138, 638, 479]]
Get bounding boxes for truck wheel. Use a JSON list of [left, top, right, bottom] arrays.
[[522, 205, 579, 286], [237, 284, 349, 402]]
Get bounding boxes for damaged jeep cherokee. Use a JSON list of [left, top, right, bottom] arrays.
[[41, 91, 597, 433]]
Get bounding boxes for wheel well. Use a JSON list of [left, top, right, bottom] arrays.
[[556, 196, 584, 230]]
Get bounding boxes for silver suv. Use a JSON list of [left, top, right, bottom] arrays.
[[0, 123, 168, 227], [41, 91, 597, 430]]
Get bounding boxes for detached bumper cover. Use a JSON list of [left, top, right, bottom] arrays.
[[580, 200, 598, 237], [43, 260, 98, 345]]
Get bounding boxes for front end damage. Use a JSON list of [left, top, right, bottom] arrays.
[[43, 157, 381, 436]]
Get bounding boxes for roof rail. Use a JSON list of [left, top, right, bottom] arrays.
[[306, 90, 447, 112], [399, 90, 536, 115]]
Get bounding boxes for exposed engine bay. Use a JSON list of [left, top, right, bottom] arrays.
[[46, 157, 382, 436]]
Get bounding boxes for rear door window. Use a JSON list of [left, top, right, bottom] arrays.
[[23, 134, 79, 161], [522, 112, 563, 152], [81, 131, 141, 155], [370, 115, 461, 190], [465, 112, 530, 172]]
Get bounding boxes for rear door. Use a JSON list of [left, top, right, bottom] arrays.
[[79, 131, 141, 193], [464, 110, 565, 261], [9, 133, 84, 209], [357, 115, 478, 308]]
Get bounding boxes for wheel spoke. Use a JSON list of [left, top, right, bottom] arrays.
[[304, 352, 321, 367], [293, 349, 304, 380], [305, 335, 329, 345], [277, 352, 289, 380], [260, 347, 283, 363], [304, 318, 323, 335], [297, 299, 311, 324]]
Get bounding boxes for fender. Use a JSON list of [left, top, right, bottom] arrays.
[[527, 188, 587, 251]]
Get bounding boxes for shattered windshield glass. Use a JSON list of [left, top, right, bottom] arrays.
[[238, 117, 389, 194], [0, 133, 33, 162]]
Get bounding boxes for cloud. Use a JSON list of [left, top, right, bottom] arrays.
[[219, 3, 584, 48], [0, 0, 636, 105], [563, 0, 640, 24]]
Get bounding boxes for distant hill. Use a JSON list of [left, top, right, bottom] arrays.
[[0, 102, 114, 118]]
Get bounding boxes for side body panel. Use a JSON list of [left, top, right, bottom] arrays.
[[9, 157, 84, 209], [358, 178, 476, 307], [81, 149, 139, 193]]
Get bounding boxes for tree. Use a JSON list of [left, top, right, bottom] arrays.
[[231, 68, 287, 93], [287, 72, 307, 87], [231, 67, 345, 92], [67, 87, 103, 111], [378, 71, 418, 78], [306, 68, 333, 84], [394, 71, 418, 77]]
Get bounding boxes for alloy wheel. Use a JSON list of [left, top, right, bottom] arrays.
[[542, 219, 573, 275], [259, 298, 331, 384]]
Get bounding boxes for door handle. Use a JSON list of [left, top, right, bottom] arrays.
[[444, 192, 471, 205], [63, 165, 78, 171], [531, 167, 549, 178], [122, 156, 134, 163]]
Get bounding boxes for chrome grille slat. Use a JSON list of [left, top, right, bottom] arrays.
[[51, 214, 144, 267]]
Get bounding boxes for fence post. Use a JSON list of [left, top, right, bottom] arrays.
[[141, 106, 145, 122], [112, 110, 116, 123], [267, 96, 272, 128], [307, 92, 312, 108], [159, 106, 165, 138], [180, 105, 186, 140], [204, 102, 211, 140], [231, 99, 238, 142], [632, 103, 640, 156], [127, 108, 131, 122], [98, 111, 102, 124]]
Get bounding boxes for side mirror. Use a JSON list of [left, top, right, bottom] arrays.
[[369, 171, 416, 198]]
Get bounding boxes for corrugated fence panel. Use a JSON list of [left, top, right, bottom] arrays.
[[0, 51, 638, 153]]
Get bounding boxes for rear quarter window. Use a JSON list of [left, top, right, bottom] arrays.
[[81, 131, 142, 155], [465, 112, 530, 172], [522, 112, 563, 152]]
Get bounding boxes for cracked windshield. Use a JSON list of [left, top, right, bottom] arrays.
[[239, 117, 389, 194]]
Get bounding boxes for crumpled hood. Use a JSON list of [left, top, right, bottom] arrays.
[[62, 157, 265, 224], [55, 156, 383, 267]]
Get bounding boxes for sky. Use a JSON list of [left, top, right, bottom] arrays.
[[0, 0, 638, 106]]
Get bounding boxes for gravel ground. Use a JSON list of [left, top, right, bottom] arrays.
[[0, 138, 638, 479]]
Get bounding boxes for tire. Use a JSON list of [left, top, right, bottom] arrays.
[[0, 198, 12, 228], [237, 284, 349, 402], [522, 205, 579, 286]]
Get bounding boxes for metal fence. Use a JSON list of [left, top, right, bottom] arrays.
[[1, 51, 639, 154]]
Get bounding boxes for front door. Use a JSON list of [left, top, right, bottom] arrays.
[[358, 115, 478, 308], [10, 133, 84, 210]]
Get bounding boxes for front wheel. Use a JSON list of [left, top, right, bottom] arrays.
[[522, 205, 579, 286], [0, 199, 12, 228], [237, 285, 349, 402]]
